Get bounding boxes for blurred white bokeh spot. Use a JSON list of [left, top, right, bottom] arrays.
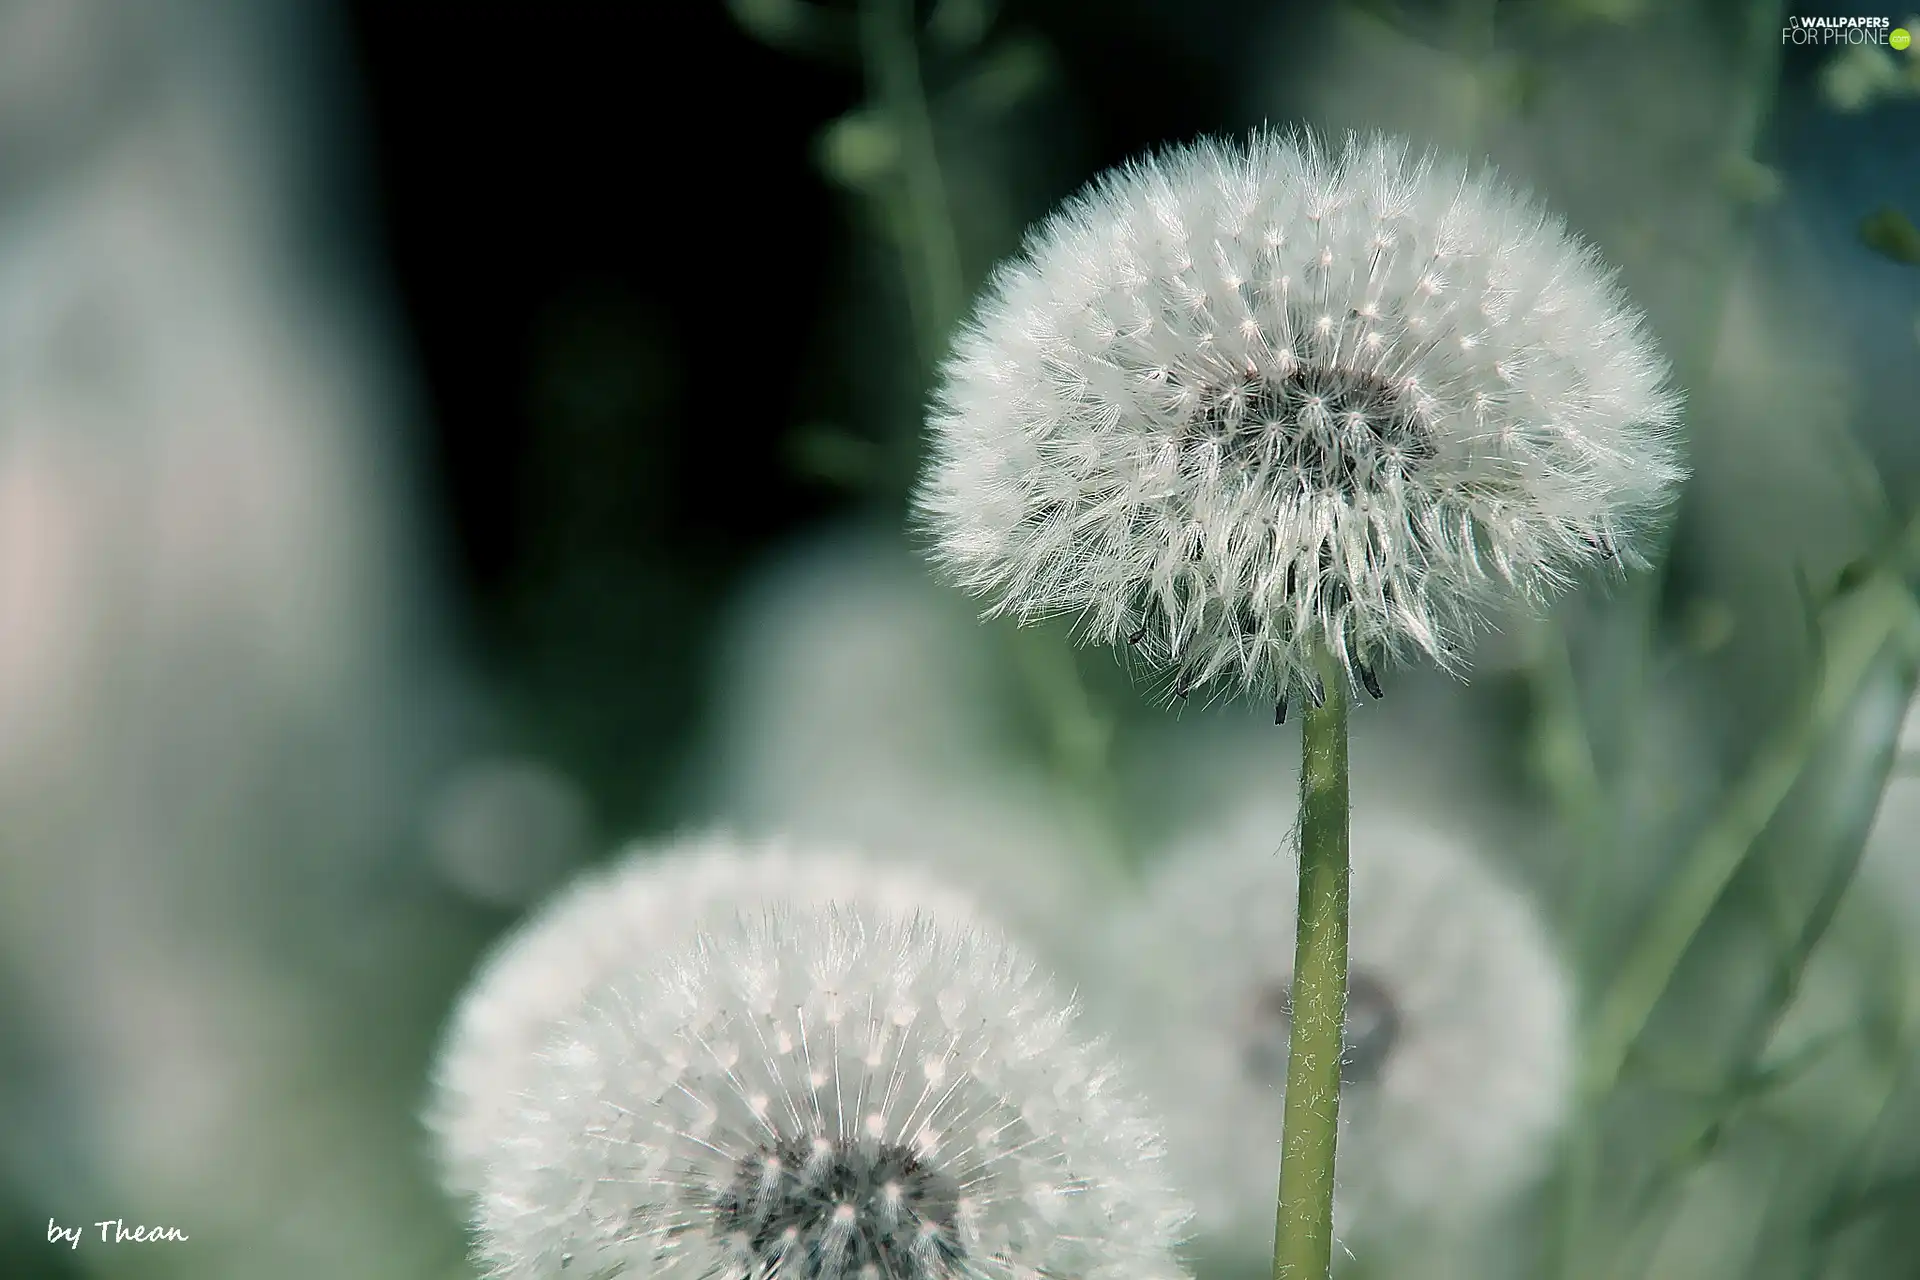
[[425, 756, 591, 907]]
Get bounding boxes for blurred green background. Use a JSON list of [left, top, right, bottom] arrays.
[[1, 0, 1918, 1276]]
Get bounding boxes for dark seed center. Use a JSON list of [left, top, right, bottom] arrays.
[[713, 1136, 965, 1280], [1243, 969, 1402, 1088], [1187, 367, 1435, 495]]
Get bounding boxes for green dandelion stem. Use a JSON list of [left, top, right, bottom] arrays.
[[1274, 647, 1351, 1280]]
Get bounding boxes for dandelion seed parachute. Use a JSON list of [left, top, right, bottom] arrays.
[[476, 904, 1194, 1280], [917, 130, 1685, 702], [426, 832, 987, 1203], [1093, 801, 1572, 1260]]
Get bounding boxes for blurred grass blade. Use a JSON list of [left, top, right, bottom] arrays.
[[1581, 511, 1920, 1099], [1817, 1165, 1920, 1238]]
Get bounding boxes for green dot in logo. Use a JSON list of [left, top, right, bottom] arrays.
[[1894, 27, 1913, 50]]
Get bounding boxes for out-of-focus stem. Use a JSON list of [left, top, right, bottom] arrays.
[[1524, 617, 1610, 1280], [1528, 621, 1613, 945], [858, 0, 964, 372], [1273, 649, 1351, 1280], [1005, 624, 1126, 855], [855, 1, 1122, 861]]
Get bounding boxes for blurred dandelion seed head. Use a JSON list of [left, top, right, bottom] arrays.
[[1099, 801, 1573, 1255], [427, 833, 987, 1204], [1240, 968, 1403, 1088], [474, 904, 1193, 1280], [917, 130, 1686, 702], [702, 527, 1128, 962]]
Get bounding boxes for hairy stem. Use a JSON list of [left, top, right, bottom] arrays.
[[1274, 651, 1351, 1280]]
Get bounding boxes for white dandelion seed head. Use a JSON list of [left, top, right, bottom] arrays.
[[917, 129, 1686, 702], [476, 904, 1194, 1280], [427, 832, 989, 1204], [1095, 801, 1571, 1258]]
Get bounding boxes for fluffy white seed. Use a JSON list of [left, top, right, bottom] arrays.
[[426, 832, 987, 1202], [1095, 802, 1572, 1260], [918, 130, 1685, 702], [476, 904, 1194, 1280]]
